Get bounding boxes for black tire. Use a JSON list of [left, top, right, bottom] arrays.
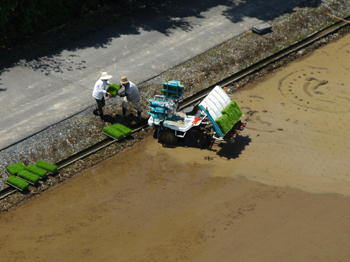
[[153, 129, 158, 139], [158, 129, 178, 146]]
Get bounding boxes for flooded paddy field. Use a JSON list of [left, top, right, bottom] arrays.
[[1, 29, 350, 262]]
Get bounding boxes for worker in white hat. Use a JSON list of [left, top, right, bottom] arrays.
[[92, 72, 112, 121], [118, 76, 142, 120]]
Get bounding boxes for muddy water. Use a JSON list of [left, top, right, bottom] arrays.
[[1, 35, 350, 261], [230, 35, 350, 196]]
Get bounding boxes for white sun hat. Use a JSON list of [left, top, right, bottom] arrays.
[[100, 72, 113, 80]]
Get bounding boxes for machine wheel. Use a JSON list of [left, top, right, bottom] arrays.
[[186, 130, 210, 149], [158, 129, 178, 147]]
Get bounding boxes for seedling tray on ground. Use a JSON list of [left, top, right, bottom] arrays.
[[25, 164, 48, 179], [35, 160, 58, 174], [6, 182, 28, 192], [6, 176, 29, 192], [6, 162, 26, 176], [103, 123, 133, 141], [103, 131, 132, 141], [17, 170, 40, 185], [16, 177, 37, 186]]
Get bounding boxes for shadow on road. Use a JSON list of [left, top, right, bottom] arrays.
[[0, 0, 320, 78]]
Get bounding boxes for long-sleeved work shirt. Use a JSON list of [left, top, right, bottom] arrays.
[[92, 79, 109, 100], [124, 81, 140, 102]]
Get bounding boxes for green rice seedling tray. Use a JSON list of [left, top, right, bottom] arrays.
[[215, 100, 243, 135], [107, 84, 121, 97], [221, 101, 243, 123], [6, 162, 26, 176], [17, 170, 40, 185], [25, 164, 48, 179], [6, 176, 29, 191], [35, 160, 58, 173], [103, 123, 132, 140], [216, 114, 232, 135]]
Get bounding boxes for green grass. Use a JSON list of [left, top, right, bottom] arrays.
[[6, 162, 26, 176], [215, 100, 243, 135], [25, 164, 47, 178], [6, 176, 29, 191], [103, 123, 132, 139], [17, 170, 40, 184], [36, 160, 58, 173], [107, 84, 121, 97]]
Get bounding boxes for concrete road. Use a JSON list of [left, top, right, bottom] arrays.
[[0, 0, 310, 150]]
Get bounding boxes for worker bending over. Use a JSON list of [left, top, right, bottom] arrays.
[[118, 76, 142, 120]]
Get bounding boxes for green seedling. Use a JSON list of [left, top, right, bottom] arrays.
[[6, 162, 26, 176], [36, 160, 58, 173], [107, 84, 120, 97], [215, 100, 243, 134], [7, 176, 29, 191], [103, 123, 132, 139], [103, 126, 124, 139], [112, 123, 132, 135], [25, 164, 47, 178], [17, 170, 40, 184]]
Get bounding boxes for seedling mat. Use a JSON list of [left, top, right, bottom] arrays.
[[102, 132, 132, 141], [6, 182, 26, 192]]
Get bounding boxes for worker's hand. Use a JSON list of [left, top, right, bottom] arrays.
[[107, 92, 111, 98]]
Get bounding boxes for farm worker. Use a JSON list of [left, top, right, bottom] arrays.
[[118, 76, 142, 120], [92, 72, 112, 121]]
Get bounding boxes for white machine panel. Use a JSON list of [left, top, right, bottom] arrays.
[[199, 86, 231, 121]]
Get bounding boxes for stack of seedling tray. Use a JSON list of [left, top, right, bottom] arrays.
[[5, 162, 29, 191], [161, 80, 184, 99], [5, 160, 58, 191], [103, 123, 132, 140], [215, 100, 243, 135], [107, 84, 121, 97]]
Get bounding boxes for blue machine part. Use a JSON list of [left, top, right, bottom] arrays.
[[199, 105, 224, 138], [162, 80, 184, 99], [162, 80, 184, 88], [147, 96, 177, 121]]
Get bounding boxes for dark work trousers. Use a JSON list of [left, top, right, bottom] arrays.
[[95, 97, 105, 119]]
